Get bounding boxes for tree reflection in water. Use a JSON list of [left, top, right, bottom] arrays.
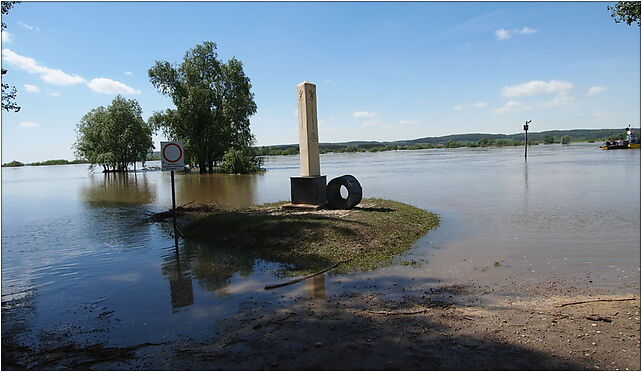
[[174, 173, 259, 208], [80, 172, 156, 206]]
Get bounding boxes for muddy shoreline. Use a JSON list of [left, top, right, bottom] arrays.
[[3, 278, 639, 370]]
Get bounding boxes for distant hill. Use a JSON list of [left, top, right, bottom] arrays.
[[395, 128, 635, 145], [254, 128, 636, 155]]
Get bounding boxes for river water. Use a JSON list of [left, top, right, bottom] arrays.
[[2, 143, 640, 348]]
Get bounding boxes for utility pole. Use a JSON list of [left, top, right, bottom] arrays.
[[524, 120, 532, 159]]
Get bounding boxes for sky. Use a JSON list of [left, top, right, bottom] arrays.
[[1, 1, 640, 163]]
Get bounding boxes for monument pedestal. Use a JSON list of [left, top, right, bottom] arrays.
[[283, 81, 326, 211], [282, 176, 327, 210]]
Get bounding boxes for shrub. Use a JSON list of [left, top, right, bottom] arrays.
[[220, 148, 263, 174]]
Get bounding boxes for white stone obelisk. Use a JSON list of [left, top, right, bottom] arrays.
[[297, 81, 321, 177]]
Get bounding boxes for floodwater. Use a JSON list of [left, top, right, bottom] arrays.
[[2, 143, 640, 349]]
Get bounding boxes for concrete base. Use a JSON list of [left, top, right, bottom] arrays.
[[289, 175, 327, 206]]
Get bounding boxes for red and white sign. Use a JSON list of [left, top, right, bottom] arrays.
[[161, 141, 185, 171]]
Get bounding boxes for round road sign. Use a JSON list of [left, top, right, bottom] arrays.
[[162, 143, 183, 163]]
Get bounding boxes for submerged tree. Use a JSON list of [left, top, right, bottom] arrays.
[[148, 41, 259, 173], [74, 96, 154, 172]]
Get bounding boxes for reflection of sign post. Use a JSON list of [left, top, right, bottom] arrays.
[[161, 141, 184, 235]]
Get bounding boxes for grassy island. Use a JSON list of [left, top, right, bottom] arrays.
[[181, 198, 439, 275]]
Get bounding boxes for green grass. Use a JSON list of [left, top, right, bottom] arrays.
[[181, 198, 439, 275]]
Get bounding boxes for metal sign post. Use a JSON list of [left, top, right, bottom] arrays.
[[523, 120, 532, 160], [161, 142, 185, 235]]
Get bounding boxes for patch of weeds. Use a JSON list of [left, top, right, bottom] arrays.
[[181, 198, 439, 275], [401, 260, 421, 268]]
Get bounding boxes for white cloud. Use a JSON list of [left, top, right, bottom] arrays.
[[19, 121, 39, 128], [18, 22, 39, 31], [87, 78, 141, 95], [515, 26, 537, 34], [23, 84, 40, 93], [587, 86, 606, 96], [124, 71, 133, 76], [495, 28, 511, 40], [455, 102, 489, 111], [502, 80, 573, 98], [50, 92, 61, 97], [352, 111, 379, 118], [2, 49, 86, 85], [495, 26, 537, 41], [493, 93, 574, 115], [2, 31, 12, 43], [399, 120, 418, 125], [293, 109, 298, 117], [541, 93, 574, 108], [493, 100, 526, 114]]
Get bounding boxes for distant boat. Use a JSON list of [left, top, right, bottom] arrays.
[[601, 126, 641, 150]]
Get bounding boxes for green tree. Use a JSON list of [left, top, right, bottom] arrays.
[[543, 135, 555, 144], [608, 133, 627, 141], [2, 1, 20, 112], [444, 139, 459, 148], [560, 135, 571, 144], [608, 2, 641, 26], [74, 96, 154, 172], [2, 160, 24, 167], [148, 41, 258, 173], [478, 137, 493, 146]]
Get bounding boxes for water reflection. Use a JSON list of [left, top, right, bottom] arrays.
[[306, 275, 326, 300], [523, 161, 529, 207], [161, 239, 259, 302], [167, 240, 194, 310], [81, 172, 157, 206], [175, 173, 260, 208]]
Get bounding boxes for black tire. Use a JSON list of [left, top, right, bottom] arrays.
[[326, 175, 362, 209]]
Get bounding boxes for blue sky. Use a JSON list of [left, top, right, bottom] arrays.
[[1, 1, 640, 162]]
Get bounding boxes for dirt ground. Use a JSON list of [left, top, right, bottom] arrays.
[[165, 283, 640, 371], [3, 280, 639, 370]]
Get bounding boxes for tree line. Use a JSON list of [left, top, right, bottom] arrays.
[[73, 42, 261, 174], [255, 128, 633, 156], [2, 159, 88, 167]]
